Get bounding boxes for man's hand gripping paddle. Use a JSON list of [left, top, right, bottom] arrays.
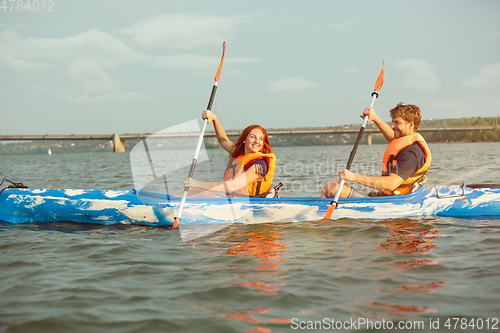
[[324, 61, 385, 219], [173, 42, 227, 229]]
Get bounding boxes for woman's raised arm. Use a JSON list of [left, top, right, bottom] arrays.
[[202, 110, 234, 153]]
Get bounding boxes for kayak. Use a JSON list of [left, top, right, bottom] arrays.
[[1, 185, 499, 227]]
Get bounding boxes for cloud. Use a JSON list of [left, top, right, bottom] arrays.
[[268, 77, 319, 92], [0, 55, 49, 70], [59, 90, 148, 104], [150, 55, 258, 70], [491, 32, 500, 38], [67, 60, 117, 94], [226, 57, 260, 65], [396, 58, 440, 92], [425, 102, 461, 108], [0, 11, 257, 104], [0, 27, 256, 103], [279, 15, 296, 22], [119, 13, 251, 49], [0, 29, 140, 64], [331, 19, 360, 30], [462, 63, 500, 91], [0, 29, 150, 103], [331, 23, 348, 30], [149, 54, 223, 69]]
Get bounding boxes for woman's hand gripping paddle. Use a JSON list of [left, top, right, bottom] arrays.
[[173, 42, 227, 229], [324, 61, 385, 219]]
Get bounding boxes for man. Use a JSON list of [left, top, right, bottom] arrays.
[[321, 103, 431, 198]]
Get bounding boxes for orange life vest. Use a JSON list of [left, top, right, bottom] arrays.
[[223, 152, 276, 196], [382, 133, 432, 196]]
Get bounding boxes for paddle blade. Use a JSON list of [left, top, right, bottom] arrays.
[[324, 204, 335, 220], [374, 60, 385, 92], [214, 41, 226, 83], [173, 217, 180, 229]]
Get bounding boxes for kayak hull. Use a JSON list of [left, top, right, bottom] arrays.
[[1, 186, 499, 226]]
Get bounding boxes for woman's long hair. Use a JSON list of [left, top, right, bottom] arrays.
[[230, 125, 273, 159]]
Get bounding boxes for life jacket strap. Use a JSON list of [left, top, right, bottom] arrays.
[[255, 181, 262, 196], [227, 163, 238, 180], [397, 172, 428, 188], [386, 154, 396, 175]]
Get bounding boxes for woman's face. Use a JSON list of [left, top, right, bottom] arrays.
[[243, 128, 264, 154]]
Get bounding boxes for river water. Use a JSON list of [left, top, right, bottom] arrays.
[[1, 142, 499, 332]]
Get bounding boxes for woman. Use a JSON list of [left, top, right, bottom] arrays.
[[183, 110, 276, 197]]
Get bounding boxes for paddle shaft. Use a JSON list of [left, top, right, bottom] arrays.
[[173, 42, 226, 228], [187, 83, 218, 181], [330, 92, 379, 206], [175, 84, 218, 221]]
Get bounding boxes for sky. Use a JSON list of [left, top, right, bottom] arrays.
[[1, 0, 499, 135]]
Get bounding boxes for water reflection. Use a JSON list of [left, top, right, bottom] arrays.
[[361, 218, 444, 317], [191, 219, 449, 327], [360, 302, 437, 317], [192, 224, 292, 332], [376, 281, 447, 294], [225, 224, 290, 295], [378, 218, 440, 256]]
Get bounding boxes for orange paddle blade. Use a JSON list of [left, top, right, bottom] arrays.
[[324, 205, 335, 220], [374, 60, 385, 92], [214, 41, 226, 83], [173, 217, 180, 229]]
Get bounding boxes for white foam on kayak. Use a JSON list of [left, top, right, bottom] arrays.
[[104, 190, 130, 198], [9, 194, 66, 209], [24, 195, 45, 209], [86, 200, 129, 211], [64, 189, 86, 196], [123, 206, 159, 223]]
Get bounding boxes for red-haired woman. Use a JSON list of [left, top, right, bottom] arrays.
[[183, 110, 276, 197]]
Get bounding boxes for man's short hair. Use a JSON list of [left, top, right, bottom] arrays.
[[389, 103, 421, 130]]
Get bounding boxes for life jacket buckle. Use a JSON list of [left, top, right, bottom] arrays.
[[264, 182, 283, 198], [410, 175, 428, 193]]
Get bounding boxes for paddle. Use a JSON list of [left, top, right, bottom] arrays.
[[324, 61, 385, 219], [173, 41, 227, 229]]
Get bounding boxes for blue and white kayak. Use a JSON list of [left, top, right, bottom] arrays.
[[1, 185, 499, 227]]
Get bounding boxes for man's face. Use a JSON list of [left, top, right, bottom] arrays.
[[391, 116, 414, 139]]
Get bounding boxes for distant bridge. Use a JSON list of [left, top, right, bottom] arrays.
[[0, 126, 496, 152]]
